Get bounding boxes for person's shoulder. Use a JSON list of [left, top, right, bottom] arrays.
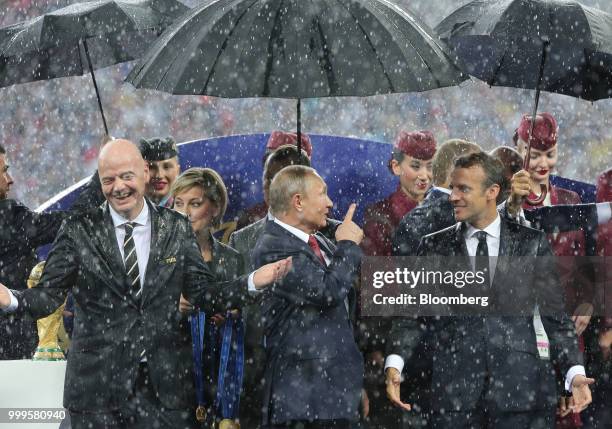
[[156, 205, 188, 223], [501, 217, 544, 241], [364, 197, 392, 221], [0, 198, 25, 209], [554, 186, 581, 204], [239, 217, 267, 236], [215, 238, 241, 258], [0, 199, 27, 220], [422, 222, 458, 242]]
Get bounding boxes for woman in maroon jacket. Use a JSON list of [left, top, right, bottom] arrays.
[[362, 130, 436, 257], [516, 113, 592, 428]]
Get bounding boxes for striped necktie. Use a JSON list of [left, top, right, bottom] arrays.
[[123, 222, 142, 301]]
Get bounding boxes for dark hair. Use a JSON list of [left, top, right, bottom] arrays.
[[489, 146, 523, 204], [0, 143, 5, 155], [454, 152, 504, 191], [263, 145, 311, 183]]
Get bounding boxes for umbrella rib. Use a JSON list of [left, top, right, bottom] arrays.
[[202, 0, 260, 95], [335, 0, 394, 92], [313, 15, 338, 95], [263, 0, 286, 97]]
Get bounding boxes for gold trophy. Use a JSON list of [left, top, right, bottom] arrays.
[[218, 419, 240, 429], [27, 262, 68, 360]]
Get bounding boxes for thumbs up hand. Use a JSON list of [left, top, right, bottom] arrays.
[[335, 203, 363, 245]]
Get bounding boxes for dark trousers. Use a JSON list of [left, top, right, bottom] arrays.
[[430, 408, 555, 429], [267, 419, 353, 429], [70, 363, 198, 429]]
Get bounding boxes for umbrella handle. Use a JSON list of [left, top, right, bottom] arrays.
[[525, 184, 547, 205]]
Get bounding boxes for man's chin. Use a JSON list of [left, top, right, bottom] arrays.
[[110, 199, 138, 216]]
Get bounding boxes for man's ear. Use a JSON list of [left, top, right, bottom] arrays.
[[292, 193, 304, 212], [487, 184, 500, 202]]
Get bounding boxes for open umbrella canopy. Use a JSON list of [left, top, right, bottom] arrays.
[[435, 0, 612, 101], [127, 0, 466, 99], [0, 0, 189, 86]]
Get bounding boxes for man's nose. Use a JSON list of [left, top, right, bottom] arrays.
[[449, 190, 460, 202], [114, 178, 127, 191], [6, 173, 13, 185]]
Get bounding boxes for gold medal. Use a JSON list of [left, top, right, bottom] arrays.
[[195, 405, 206, 422], [218, 419, 240, 429]]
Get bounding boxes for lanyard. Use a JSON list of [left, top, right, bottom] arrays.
[[216, 312, 245, 420], [190, 311, 206, 421]]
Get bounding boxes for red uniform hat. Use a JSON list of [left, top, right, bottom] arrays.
[[516, 112, 558, 151], [266, 131, 313, 158], [394, 130, 437, 160], [596, 169, 612, 203]]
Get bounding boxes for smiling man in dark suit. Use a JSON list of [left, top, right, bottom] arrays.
[[252, 165, 364, 429], [0, 139, 291, 429], [386, 152, 593, 428]]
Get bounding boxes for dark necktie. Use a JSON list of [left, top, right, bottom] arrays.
[[123, 222, 141, 300], [308, 235, 326, 266], [475, 231, 490, 287]]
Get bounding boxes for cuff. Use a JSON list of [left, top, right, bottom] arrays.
[[247, 272, 262, 295], [596, 202, 612, 225], [2, 290, 18, 313], [384, 354, 405, 375], [565, 365, 586, 392]]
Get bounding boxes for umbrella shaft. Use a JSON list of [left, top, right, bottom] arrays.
[[297, 99, 301, 155], [524, 41, 549, 170], [82, 39, 109, 136]]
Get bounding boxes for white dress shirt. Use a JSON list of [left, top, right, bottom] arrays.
[[109, 202, 151, 288], [464, 214, 501, 283], [385, 213, 585, 392]]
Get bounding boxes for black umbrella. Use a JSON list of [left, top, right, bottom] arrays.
[[436, 0, 612, 203], [127, 0, 466, 152], [0, 0, 189, 135]]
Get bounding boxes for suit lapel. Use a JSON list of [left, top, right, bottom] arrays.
[[314, 233, 335, 260], [94, 203, 137, 306], [492, 219, 517, 289], [141, 202, 169, 306], [453, 223, 472, 269]]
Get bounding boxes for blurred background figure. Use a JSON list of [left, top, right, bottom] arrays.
[[140, 136, 180, 208], [235, 131, 312, 231]]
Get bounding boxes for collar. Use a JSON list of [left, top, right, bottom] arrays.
[[432, 186, 451, 195], [158, 194, 173, 208], [267, 210, 275, 221], [389, 186, 419, 219], [109, 200, 150, 228], [464, 213, 501, 240], [273, 217, 310, 243]]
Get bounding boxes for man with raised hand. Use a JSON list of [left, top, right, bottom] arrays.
[[252, 165, 364, 429], [0, 139, 291, 429]]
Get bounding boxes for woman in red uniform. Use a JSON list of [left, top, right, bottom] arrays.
[[360, 131, 436, 428], [362, 130, 436, 256], [515, 113, 592, 428]]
